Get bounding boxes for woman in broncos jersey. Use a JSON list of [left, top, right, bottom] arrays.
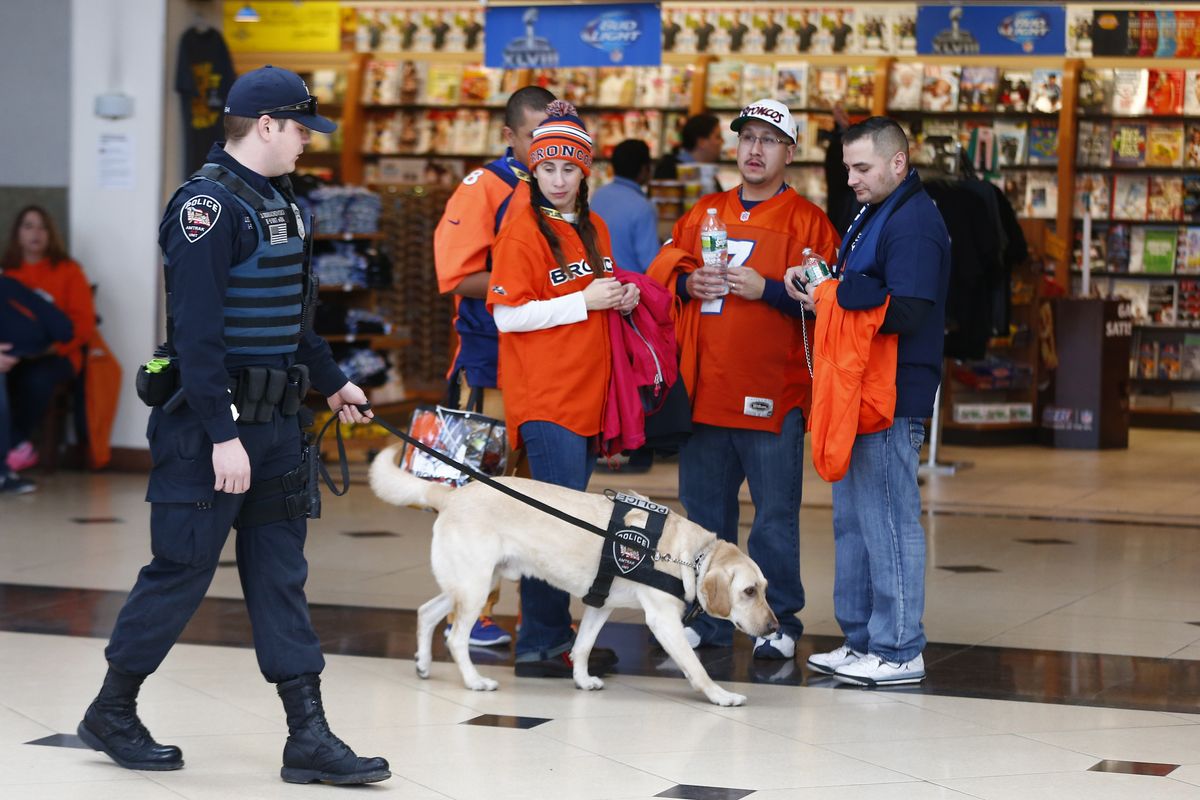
[[486, 100, 639, 672]]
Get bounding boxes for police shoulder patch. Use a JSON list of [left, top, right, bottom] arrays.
[[179, 194, 222, 243]]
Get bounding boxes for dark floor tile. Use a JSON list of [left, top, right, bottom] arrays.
[[655, 784, 755, 800], [1014, 537, 1074, 545], [1089, 759, 1179, 777], [217, 560, 237, 568], [462, 713, 550, 730], [937, 565, 1000, 574], [26, 733, 89, 749], [342, 530, 400, 538], [70, 517, 122, 524], [5, 582, 1200, 715]]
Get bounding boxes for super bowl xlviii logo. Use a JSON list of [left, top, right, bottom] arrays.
[[931, 7, 979, 55], [612, 529, 649, 574], [503, 8, 558, 68], [581, 10, 643, 63]]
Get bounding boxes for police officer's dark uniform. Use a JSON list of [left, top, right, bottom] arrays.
[[77, 66, 389, 786]]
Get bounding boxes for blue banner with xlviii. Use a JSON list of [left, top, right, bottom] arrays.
[[485, 4, 662, 69]]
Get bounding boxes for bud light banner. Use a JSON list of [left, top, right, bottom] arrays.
[[485, 4, 662, 69], [916, 5, 1065, 56]]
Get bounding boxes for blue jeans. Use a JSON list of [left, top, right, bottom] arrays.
[[678, 408, 806, 645], [514, 420, 595, 659], [831, 417, 927, 662]]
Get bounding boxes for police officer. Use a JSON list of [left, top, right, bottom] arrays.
[[77, 66, 389, 786]]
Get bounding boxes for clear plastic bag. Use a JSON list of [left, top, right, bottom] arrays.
[[401, 405, 507, 486]]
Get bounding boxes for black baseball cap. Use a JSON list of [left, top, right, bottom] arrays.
[[223, 65, 337, 134]]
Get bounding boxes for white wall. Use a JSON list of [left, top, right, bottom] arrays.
[[69, 0, 167, 450], [0, 0, 71, 187]]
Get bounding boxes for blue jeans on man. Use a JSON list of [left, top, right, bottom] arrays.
[[513, 420, 595, 660], [677, 407, 806, 645], [831, 416, 927, 662]]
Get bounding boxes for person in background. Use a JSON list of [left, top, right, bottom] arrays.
[[432, 84, 556, 648], [591, 139, 660, 275], [654, 113, 724, 192], [648, 100, 840, 660], [787, 116, 950, 686], [1, 205, 97, 473], [76, 66, 388, 785], [0, 274, 74, 494], [487, 100, 634, 678], [821, 103, 859, 235]]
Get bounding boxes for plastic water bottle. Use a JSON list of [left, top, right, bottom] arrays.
[[700, 208, 729, 296]]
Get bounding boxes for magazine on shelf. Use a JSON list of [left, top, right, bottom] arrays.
[[776, 63, 810, 109], [1077, 120, 1112, 168], [915, 117, 960, 168], [623, 109, 664, 158], [1147, 69, 1185, 115], [741, 63, 776, 105], [1128, 227, 1147, 272], [1030, 69, 1064, 114], [1112, 122, 1148, 167], [1186, 70, 1200, 116], [1107, 224, 1133, 272], [1148, 176, 1184, 222], [1066, 5, 1094, 57], [1112, 280, 1150, 322], [1185, 176, 1200, 221], [845, 66, 875, 111], [1027, 118, 1058, 165], [856, 5, 892, 54], [887, 62, 923, 111], [704, 61, 743, 109], [1143, 228, 1180, 273], [1113, 174, 1149, 220], [1183, 228, 1200, 272], [422, 63, 462, 106], [1077, 68, 1114, 114], [596, 68, 636, 107], [921, 65, 960, 112], [1112, 69, 1149, 115], [1147, 123, 1185, 168], [996, 69, 1032, 113], [1187, 123, 1200, 168], [958, 67, 998, 112], [1074, 173, 1111, 219], [458, 65, 500, 106], [891, 6, 918, 55], [994, 119, 1028, 167], [811, 66, 849, 109], [1025, 173, 1058, 219]]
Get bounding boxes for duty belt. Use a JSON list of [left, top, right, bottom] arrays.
[[229, 364, 311, 423]]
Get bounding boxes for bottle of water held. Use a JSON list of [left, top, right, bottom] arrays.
[[700, 208, 729, 296], [801, 247, 832, 287]]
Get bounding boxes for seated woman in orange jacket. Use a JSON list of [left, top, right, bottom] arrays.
[[1, 205, 97, 472], [486, 101, 639, 678]]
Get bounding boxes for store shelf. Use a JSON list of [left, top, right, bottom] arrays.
[[1072, 270, 1194, 279], [1131, 408, 1200, 430], [1133, 323, 1200, 330], [1073, 165, 1200, 173], [1130, 376, 1200, 385], [888, 108, 1054, 119]]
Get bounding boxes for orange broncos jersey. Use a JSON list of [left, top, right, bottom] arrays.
[[487, 199, 614, 448], [667, 187, 839, 432]]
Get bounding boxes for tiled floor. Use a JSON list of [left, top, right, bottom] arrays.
[[1, 428, 1199, 798]]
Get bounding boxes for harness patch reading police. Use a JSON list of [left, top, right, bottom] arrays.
[[179, 195, 222, 243], [612, 529, 651, 574]]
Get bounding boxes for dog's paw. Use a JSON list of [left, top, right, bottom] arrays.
[[415, 657, 431, 679], [705, 688, 747, 707], [575, 675, 605, 691], [466, 676, 499, 692]]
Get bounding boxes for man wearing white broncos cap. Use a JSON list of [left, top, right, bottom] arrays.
[[648, 99, 839, 660]]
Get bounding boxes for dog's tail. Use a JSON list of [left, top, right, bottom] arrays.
[[368, 443, 454, 512]]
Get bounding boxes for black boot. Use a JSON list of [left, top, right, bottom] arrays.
[[76, 666, 183, 771], [276, 674, 390, 785]]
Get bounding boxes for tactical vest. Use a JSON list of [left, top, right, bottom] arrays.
[[190, 163, 310, 356]]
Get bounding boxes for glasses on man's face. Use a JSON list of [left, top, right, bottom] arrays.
[[738, 133, 790, 149], [256, 96, 317, 116]]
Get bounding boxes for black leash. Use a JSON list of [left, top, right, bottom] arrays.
[[311, 404, 696, 568]]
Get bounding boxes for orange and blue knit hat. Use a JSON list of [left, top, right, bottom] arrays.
[[528, 100, 593, 176]]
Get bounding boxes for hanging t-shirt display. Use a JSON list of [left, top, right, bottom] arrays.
[[175, 27, 235, 173]]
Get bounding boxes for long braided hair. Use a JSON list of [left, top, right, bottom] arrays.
[[528, 178, 605, 278]]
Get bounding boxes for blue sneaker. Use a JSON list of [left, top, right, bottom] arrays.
[[444, 616, 513, 647]]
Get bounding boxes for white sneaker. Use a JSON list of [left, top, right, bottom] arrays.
[[682, 626, 702, 649], [833, 653, 925, 686], [753, 631, 796, 660], [806, 644, 864, 675]]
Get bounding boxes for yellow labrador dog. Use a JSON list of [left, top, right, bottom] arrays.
[[369, 444, 778, 706]]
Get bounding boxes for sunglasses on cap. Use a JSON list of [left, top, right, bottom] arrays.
[[255, 96, 317, 117]]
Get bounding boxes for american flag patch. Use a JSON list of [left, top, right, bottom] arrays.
[[269, 223, 287, 245]]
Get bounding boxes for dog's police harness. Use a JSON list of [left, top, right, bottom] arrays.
[[583, 491, 691, 608], [315, 407, 703, 619]]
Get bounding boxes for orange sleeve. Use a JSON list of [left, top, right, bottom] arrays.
[[56, 261, 96, 372], [487, 213, 545, 308], [433, 170, 510, 294]]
